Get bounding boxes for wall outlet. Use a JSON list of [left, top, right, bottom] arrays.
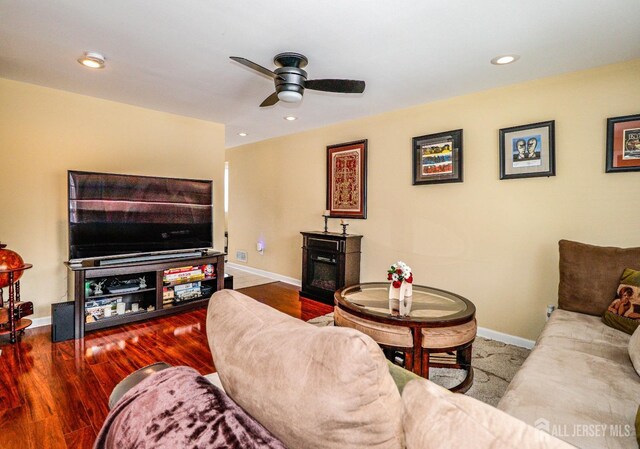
[[235, 250, 248, 263], [546, 304, 556, 321]]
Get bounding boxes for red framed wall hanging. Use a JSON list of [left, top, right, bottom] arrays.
[[326, 139, 367, 219], [606, 113, 640, 173]]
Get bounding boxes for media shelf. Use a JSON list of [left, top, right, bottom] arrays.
[[66, 252, 224, 339], [85, 287, 156, 301], [85, 310, 148, 331], [161, 297, 210, 309]]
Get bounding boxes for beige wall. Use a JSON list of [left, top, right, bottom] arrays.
[[0, 78, 225, 319], [227, 59, 640, 340]]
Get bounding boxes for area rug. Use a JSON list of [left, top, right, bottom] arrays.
[[307, 313, 530, 406], [226, 266, 278, 290]]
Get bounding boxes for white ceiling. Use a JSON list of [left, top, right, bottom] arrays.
[[1, 1, 639, 148]]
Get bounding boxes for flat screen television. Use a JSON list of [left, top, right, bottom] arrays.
[[68, 170, 213, 261]]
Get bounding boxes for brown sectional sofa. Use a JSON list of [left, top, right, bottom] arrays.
[[498, 240, 640, 449]]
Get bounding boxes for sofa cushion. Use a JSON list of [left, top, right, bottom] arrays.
[[539, 309, 632, 364], [618, 268, 640, 302], [603, 268, 640, 334], [631, 326, 640, 377], [207, 289, 404, 449], [603, 311, 640, 335], [402, 378, 574, 449], [558, 240, 640, 316], [386, 360, 421, 394], [499, 310, 640, 449]]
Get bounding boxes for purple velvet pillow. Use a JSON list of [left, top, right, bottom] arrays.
[[95, 366, 286, 449]]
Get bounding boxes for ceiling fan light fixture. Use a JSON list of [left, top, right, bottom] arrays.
[[78, 52, 106, 69], [277, 90, 303, 103], [284, 116, 297, 121], [230, 52, 365, 107], [491, 54, 520, 65]]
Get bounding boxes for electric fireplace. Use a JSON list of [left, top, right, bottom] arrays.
[[300, 231, 362, 305]]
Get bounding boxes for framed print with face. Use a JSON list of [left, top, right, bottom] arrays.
[[499, 120, 555, 180], [606, 113, 640, 173], [412, 129, 463, 185], [326, 139, 367, 219]]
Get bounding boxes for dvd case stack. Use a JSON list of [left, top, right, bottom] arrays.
[[162, 287, 174, 306], [162, 264, 215, 305]]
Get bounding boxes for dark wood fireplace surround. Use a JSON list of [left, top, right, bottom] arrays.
[[300, 231, 362, 305]]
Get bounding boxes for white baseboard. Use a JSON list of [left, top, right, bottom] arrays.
[[226, 263, 301, 287], [477, 326, 535, 349], [31, 316, 52, 328]]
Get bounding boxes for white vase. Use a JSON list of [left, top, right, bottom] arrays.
[[389, 281, 413, 316], [389, 284, 399, 314]]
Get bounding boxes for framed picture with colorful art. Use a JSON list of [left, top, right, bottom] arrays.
[[412, 129, 463, 185], [606, 113, 640, 173], [326, 139, 367, 219], [499, 120, 555, 180]]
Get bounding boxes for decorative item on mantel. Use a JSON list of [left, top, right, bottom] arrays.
[[387, 261, 413, 316], [340, 219, 349, 235], [322, 210, 330, 233]]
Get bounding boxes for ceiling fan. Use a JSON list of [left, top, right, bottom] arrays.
[[230, 52, 366, 107]]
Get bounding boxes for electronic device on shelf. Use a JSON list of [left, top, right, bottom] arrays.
[[106, 285, 141, 294]]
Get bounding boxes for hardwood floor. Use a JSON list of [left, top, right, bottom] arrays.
[[0, 282, 333, 449]]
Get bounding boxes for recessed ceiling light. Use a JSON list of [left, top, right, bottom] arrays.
[[238, 132, 248, 137], [490, 55, 520, 65], [78, 52, 106, 69], [284, 116, 297, 121]]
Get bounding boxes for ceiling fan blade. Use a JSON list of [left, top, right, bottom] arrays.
[[305, 79, 365, 94], [230, 56, 276, 79], [259, 92, 279, 107]]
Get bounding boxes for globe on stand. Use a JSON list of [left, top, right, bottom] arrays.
[[0, 243, 26, 288]]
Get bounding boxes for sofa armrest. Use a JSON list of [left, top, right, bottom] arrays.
[[108, 361, 171, 409]]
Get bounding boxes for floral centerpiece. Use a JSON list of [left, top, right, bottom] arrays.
[[387, 261, 413, 288], [387, 261, 413, 316]]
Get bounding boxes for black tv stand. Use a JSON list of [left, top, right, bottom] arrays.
[[65, 252, 225, 339]]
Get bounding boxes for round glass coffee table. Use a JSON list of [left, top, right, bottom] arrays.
[[334, 282, 476, 392]]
